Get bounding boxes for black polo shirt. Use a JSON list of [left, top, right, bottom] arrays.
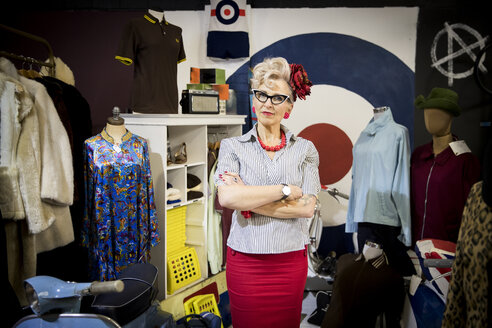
[[116, 13, 186, 113]]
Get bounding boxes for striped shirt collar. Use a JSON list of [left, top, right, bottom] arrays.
[[238, 123, 297, 143]]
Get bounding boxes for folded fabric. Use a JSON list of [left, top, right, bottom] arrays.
[[166, 188, 181, 198], [167, 193, 181, 201]]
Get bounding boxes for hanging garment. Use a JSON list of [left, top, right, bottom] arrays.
[[115, 12, 186, 113], [411, 139, 480, 244], [207, 0, 250, 59], [346, 108, 412, 246], [207, 161, 222, 274], [0, 57, 74, 304], [0, 74, 31, 220], [36, 76, 93, 283], [442, 181, 492, 327], [82, 129, 159, 281], [0, 58, 74, 239], [39, 56, 75, 86], [19, 75, 74, 254]]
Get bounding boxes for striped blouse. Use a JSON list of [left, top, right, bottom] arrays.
[[214, 124, 320, 254]]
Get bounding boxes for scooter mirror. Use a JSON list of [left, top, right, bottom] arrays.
[[24, 276, 92, 315]]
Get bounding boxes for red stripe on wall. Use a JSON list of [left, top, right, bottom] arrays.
[[211, 9, 216, 16]]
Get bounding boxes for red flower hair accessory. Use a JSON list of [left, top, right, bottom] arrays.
[[289, 63, 313, 101]]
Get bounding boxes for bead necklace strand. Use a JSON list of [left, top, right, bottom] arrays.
[[258, 130, 286, 151]]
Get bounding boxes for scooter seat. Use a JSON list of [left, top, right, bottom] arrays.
[[91, 263, 158, 325]]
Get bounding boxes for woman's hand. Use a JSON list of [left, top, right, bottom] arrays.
[[219, 171, 245, 185], [286, 184, 303, 202]]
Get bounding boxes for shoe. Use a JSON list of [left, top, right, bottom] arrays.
[[174, 142, 187, 164], [167, 141, 174, 165]]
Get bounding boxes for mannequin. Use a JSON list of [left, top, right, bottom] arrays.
[[106, 106, 126, 145], [346, 105, 414, 276], [373, 106, 388, 121], [411, 87, 481, 244], [423, 108, 453, 155], [82, 106, 159, 281], [115, 8, 186, 114], [362, 240, 383, 260], [321, 243, 404, 328], [148, 9, 164, 22]]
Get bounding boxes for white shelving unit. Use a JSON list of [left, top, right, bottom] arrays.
[[121, 114, 245, 300]]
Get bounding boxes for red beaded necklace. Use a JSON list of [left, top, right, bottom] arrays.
[[258, 130, 286, 151]]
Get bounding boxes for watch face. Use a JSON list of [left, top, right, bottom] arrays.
[[283, 185, 291, 196]]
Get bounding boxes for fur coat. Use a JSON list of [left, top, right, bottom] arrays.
[[0, 58, 75, 304]]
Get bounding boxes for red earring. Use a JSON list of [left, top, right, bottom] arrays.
[[284, 112, 290, 119], [252, 106, 256, 114]]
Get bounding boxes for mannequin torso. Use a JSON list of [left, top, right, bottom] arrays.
[[362, 241, 383, 260], [148, 9, 164, 22], [105, 123, 126, 145], [373, 106, 388, 121]]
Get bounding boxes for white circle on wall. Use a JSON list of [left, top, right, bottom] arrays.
[[284, 84, 373, 226]]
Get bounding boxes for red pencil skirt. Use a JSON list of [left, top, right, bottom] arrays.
[[226, 246, 308, 328]]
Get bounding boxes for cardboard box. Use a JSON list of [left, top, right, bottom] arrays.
[[190, 67, 226, 84]]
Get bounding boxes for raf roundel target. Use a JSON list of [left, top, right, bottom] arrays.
[[216, 0, 240, 25]]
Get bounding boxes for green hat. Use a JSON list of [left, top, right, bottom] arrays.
[[414, 87, 461, 116]]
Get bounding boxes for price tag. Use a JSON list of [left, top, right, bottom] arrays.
[[409, 274, 422, 296], [449, 140, 471, 156]]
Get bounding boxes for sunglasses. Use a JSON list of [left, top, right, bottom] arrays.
[[252, 89, 290, 105]]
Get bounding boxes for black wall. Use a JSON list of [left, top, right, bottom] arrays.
[[414, 2, 491, 160]]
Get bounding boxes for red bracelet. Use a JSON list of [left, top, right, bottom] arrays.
[[241, 210, 252, 218]]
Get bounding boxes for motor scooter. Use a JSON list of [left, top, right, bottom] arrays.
[[12, 263, 176, 328]]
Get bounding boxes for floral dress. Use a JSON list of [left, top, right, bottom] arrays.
[[81, 128, 159, 281]]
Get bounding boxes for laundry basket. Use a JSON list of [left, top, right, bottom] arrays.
[[167, 246, 201, 294], [166, 206, 187, 254], [184, 293, 223, 328]]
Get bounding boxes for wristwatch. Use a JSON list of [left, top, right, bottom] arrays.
[[281, 183, 291, 201]]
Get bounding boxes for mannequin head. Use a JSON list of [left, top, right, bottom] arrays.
[[423, 108, 452, 137]]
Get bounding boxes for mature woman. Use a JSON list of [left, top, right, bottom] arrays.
[[214, 57, 320, 327]]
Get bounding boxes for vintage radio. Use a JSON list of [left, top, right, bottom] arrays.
[[180, 89, 220, 114]]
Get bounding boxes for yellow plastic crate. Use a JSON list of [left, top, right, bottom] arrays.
[[167, 206, 187, 220], [166, 206, 187, 254], [167, 247, 201, 294], [184, 294, 223, 328]]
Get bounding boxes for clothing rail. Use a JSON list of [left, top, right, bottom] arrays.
[[0, 23, 55, 77]]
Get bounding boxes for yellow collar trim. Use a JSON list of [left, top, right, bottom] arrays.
[[144, 14, 156, 24], [144, 14, 168, 25], [101, 128, 132, 144]]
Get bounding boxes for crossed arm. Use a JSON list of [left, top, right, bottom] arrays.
[[217, 172, 317, 219]]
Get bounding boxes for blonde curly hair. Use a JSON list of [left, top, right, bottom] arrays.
[[250, 57, 292, 95]]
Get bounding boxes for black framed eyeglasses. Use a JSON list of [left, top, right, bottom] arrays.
[[252, 89, 290, 105]]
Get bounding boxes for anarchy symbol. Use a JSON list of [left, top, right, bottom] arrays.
[[431, 22, 489, 86]]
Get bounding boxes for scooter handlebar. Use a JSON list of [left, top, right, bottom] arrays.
[[423, 258, 454, 268], [90, 280, 124, 294]]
